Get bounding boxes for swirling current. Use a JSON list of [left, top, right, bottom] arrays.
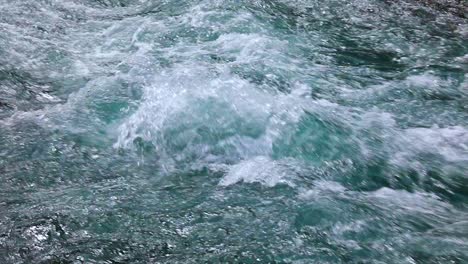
[[0, 0, 467, 263]]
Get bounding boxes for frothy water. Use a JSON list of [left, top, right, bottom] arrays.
[[1, 0, 467, 263]]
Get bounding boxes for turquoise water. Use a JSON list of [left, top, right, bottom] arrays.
[[1, 0, 467, 263]]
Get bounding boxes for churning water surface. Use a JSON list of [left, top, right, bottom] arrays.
[[0, 0, 467, 263]]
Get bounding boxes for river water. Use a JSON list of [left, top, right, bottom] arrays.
[[1, 0, 467, 263]]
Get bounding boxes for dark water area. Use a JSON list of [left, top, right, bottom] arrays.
[[0, 0, 467, 263]]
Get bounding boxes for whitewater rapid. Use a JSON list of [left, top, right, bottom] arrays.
[[1, 0, 467, 263]]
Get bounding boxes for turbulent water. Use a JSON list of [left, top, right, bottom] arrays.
[[0, 0, 467, 263]]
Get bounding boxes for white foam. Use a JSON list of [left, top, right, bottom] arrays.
[[393, 125, 468, 164], [298, 180, 347, 200], [219, 156, 292, 187], [213, 33, 288, 64], [406, 74, 440, 88], [368, 187, 452, 217]]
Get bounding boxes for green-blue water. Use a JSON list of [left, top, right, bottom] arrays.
[[1, 0, 467, 263]]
